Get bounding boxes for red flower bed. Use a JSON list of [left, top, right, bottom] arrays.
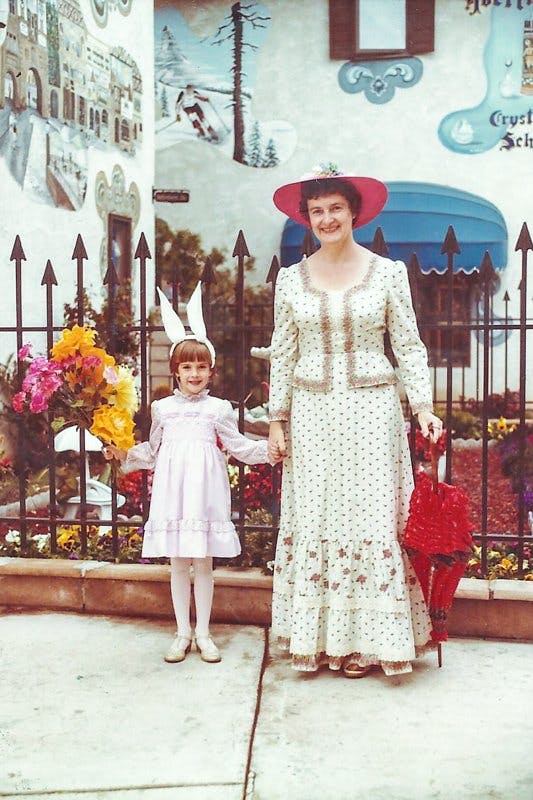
[[451, 447, 527, 534]]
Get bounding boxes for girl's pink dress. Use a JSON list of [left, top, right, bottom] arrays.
[[122, 389, 268, 558]]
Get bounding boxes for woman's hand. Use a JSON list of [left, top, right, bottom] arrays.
[[268, 420, 287, 464], [417, 410, 443, 443], [103, 444, 127, 463]]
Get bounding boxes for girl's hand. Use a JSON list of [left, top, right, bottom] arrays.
[[417, 410, 443, 443], [103, 444, 127, 463], [268, 421, 287, 463]]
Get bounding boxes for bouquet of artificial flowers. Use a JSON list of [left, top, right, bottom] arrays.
[[12, 325, 137, 450]]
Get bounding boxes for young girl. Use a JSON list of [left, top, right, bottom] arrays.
[[105, 284, 272, 664]]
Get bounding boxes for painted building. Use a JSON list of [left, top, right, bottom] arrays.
[[0, 0, 154, 363], [153, 0, 532, 402], [0, 0, 531, 404]]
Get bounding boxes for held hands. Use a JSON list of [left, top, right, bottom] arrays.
[[268, 421, 288, 465], [103, 444, 127, 464], [417, 410, 443, 444]]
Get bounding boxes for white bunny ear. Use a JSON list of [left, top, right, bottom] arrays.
[[157, 287, 186, 346], [186, 282, 207, 341]]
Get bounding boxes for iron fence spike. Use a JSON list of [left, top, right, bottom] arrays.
[[232, 229, 250, 258], [71, 234, 88, 261], [9, 235, 26, 262], [440, 225, 461, 256], [371, 226, 388, 256], [41, 260, 58, 286], [134, 232, 152, 260], [266, 255, 280, 285], [514, 221, 533, 253]]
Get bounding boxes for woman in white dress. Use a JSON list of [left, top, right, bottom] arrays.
[[267, 164, 442, 678]]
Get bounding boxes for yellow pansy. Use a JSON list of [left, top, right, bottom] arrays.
[[90, 405, 135, 450], [51, 326, 96, 362]]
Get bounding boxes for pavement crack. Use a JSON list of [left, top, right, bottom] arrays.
[[242, 626, 269, 800]]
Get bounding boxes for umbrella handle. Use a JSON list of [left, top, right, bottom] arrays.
[[429, 441, 439, 493]]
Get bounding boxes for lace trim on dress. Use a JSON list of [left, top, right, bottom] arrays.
[[144, 519, 236, 536], [412, 402, 434, 415], [296, 257, 396, 394], [268, 409, 290, 422], [275, 637, 436, 674]]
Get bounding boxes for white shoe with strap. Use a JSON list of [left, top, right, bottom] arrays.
[[164, 635, 192, 663], [195, 635, 221, 663]]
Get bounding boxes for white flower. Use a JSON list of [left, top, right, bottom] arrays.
[[32, 533, 51, 552], [5, 529, 20, 544], [265, 560, 275, 574]]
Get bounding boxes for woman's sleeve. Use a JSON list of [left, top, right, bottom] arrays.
[[268, 269, 299, 422], [386, 260, 433, 415], [215, 401, 269, 465], [121, 401, 164, 473]]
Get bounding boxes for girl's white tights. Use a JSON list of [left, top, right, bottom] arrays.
[[170, 556, 214, 639]]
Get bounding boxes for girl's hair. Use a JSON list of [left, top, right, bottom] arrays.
[[298, 177, 362, 226], [170, 339, 212, 373]]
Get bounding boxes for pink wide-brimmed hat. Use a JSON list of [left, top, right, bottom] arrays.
[[272, 162, 388, 229]]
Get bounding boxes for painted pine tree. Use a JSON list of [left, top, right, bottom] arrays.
[[211, 2, 270, 164], [160, 85, 169, 117], [248, 121, 262, 167], [263, 137, 279, 167]]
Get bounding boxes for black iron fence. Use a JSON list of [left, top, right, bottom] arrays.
[[0, 224, 532, 577]]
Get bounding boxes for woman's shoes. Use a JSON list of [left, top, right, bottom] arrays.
[[342, 658, 373, 679], [164, 635, 192, 663], [195, 635, 222, 663]]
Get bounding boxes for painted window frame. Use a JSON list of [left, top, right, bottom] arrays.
[[329, 0, 435, 61]]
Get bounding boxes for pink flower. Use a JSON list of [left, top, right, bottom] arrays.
[[39, 373, 62, 398], [83, 355, 102, 369], [103, 366, 118, 384], [12, 392, 26, 413], [18, 343, 32, 360], [29, 391, 49, 413]]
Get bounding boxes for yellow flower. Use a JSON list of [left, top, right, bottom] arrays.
[[500, 557, 513, 569], [51, 326, 96, 362], [496, 416, 508, 432], [105, 365, 138, 415], [56, 525, 80, 549], [90, 405, 135, 450]]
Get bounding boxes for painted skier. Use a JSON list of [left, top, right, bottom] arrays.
[[175, 84, 219, 142]]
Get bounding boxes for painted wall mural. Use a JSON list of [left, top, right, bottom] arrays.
[[440, 5, 533, 154], [95, 163, 140, 281], [90, 0, 132, 28], [338, 57, 423, 104], [154, 2, 296, 167], [0, 0, 142, 211]]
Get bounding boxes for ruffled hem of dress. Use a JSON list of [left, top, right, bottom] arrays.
[[141, 519, 241, 558], [274, 636, 437, 676]]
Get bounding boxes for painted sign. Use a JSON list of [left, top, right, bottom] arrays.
[[440, 5, 533, 153]]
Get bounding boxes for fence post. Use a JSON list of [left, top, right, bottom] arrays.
[[10, 235, 28, 548], [479, 251, 496, 577], [441, 226, 460, 483], [515, 222, 533, 574], [42, 258, 59, 553]]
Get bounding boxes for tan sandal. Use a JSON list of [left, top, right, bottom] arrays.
[[342, 658, 373, 679]]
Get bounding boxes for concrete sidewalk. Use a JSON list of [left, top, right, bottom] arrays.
[[1, 613, 533, 800]]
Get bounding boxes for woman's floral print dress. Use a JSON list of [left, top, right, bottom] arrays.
[[268, 255, 434, 675]]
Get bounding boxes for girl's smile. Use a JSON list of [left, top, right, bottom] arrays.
[[176, 360, 212, 396]]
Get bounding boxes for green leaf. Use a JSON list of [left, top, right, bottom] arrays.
[[51, 417, 66, 432]]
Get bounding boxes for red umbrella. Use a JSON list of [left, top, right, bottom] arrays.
[[403, 444, 475, 665]]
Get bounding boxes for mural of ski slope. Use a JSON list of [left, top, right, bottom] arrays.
[[154, 3, 296, 167]]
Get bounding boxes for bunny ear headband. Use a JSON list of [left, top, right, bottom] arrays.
[[156, 283, 216, 367]]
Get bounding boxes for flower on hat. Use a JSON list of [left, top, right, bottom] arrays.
[[309, 162, 344, 178]]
